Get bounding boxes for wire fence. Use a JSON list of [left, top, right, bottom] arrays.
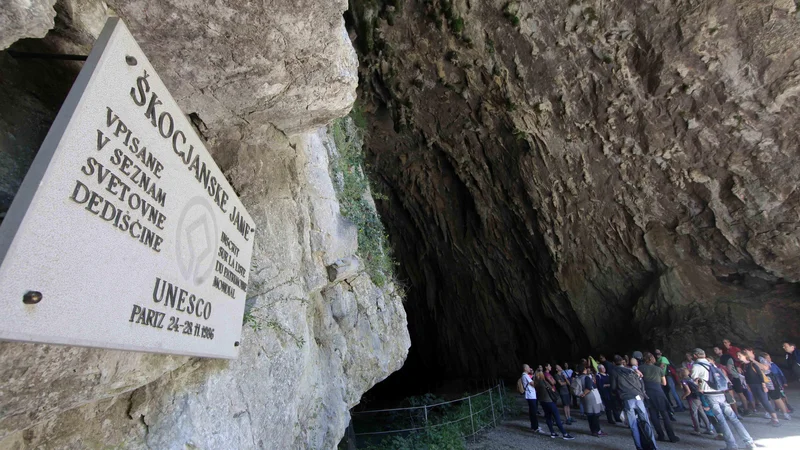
[[347, 382, 508, 448]]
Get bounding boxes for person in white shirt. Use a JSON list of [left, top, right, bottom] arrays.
[[690, 348, 755, 450], [522, 364, 543, 433]]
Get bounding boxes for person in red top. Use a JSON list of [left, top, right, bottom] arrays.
[[723, 339, 743, 366]]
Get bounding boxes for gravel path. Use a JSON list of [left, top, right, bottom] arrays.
[[468, 388, 800, 449]]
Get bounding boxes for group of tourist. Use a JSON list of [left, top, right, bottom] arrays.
[[519, 339, 800, 449]]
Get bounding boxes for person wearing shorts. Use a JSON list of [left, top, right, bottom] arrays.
[[717, 346, 753, 414], [555, 365, 574, 424], [738, 351, 781, 427]]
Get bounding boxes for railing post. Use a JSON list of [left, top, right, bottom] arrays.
[[468, 396, 476, 437], [489, 387, 497, 427], [498, 381, 505, 420], [423, 405, 428, 427]]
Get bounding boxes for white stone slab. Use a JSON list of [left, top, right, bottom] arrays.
[[0, 18, 255, 359]]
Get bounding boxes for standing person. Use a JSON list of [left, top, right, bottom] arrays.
[[738, 350, 781, 426], [712, 354, 743, 419], [640, 353, 680, 443], [575, 359, 589, 419], [716, 346, 752, 415], [597, 364, 619, 425], [555, 365, 574, 424], [544, 363, 557, 387], [679, 367, 715, 435], [784, 341, 800, 382], [599, 354, 614, 375], [763, 352, 793, 413], [655, 349, 685, 412], [611, 355, 657, 450], [534, 371, 575, 440], [564, 362, 574, 380], [723, 339, 743, 367], [682, 352, 694, 371], [522, 364, 544, 434], [745, 349, 791, 421], [577, 364, 608, 437], [691, 349, 756, 449]]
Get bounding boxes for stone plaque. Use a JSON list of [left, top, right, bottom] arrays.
[[0, 18, 255, 358]]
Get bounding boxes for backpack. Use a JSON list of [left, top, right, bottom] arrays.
[[571, 374, 584, 397], [667, 364, 680, 382], [636, 410, 657, 450], [517, 377, 525, 394], [696, 362, 727, 391]]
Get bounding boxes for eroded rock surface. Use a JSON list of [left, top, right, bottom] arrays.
[[351, 0, 800, 379], [0, 0, 57, 50], [0, 0, 409, 448]]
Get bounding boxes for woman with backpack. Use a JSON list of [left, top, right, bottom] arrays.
[[576, 364, 608, 437], [534, 371, 575, 440]]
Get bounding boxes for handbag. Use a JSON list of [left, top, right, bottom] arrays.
[[589, 388, 602, 405], [542, 381, 559, 402]]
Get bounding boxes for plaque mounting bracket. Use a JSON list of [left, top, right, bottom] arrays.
[[6, 50, 87, 61]]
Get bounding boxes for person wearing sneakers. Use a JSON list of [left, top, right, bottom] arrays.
[[738, 350, 782, 426], [577, 364, 608, 437], [555, 365, 574, 425], [715, 346, 752, 416], [762, 352, 794, 413], [745, 348, 791, 422], [522, 364, 544, 434], [535, 371, 575, 440], [692, 348, 757, 450], [680, 367, 716, 436]]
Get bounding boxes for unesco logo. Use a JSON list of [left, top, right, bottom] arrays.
[[175, 196, 219, 286]]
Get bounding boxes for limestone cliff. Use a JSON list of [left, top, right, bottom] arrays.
[[0, 1, 409, 448], [351, 0, 800, 380]]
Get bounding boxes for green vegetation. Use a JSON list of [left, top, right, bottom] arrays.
[[583, 6, 598, 23], [503, 3, 521, 26], [354, 388, 506, 450], [451, 16, 465, 34], [329, 109, 397, 287], [485, 37, 495, 55]]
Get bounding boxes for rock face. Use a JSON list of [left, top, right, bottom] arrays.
[[351, 0, 800, 380], [0, 0, 409, 448], [0, 0, 57, 49]]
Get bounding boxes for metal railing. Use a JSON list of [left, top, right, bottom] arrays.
[[348, 382, 507, 447]]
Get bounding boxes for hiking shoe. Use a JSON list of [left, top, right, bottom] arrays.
[[770, 419, 781, 427], [550, 432, 558, 438], [783, 413, 791, 420], [562, 433, 575, 440], [763, 412, 771, 419]]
